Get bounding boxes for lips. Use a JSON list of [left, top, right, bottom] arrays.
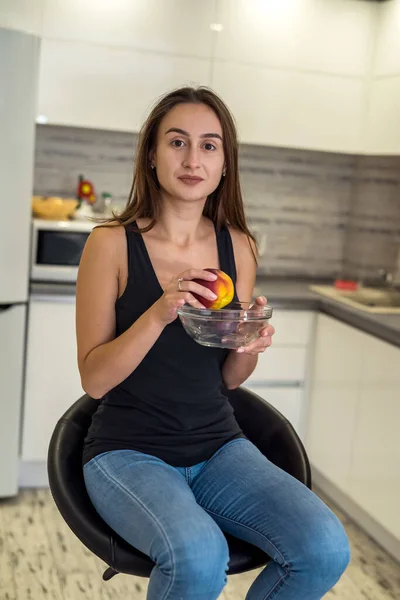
[[178, 175, 204, 184]]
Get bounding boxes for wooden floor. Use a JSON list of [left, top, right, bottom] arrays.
[[0, 487, 399, 599]]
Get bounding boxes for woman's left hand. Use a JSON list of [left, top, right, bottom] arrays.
[[236, 295, 275, 355]]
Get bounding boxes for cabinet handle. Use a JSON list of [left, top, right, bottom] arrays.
[[245, 380, 303, 388]]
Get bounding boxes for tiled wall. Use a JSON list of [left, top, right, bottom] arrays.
[[33, 125, 400, 279]]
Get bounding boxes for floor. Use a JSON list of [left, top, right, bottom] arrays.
[[0, 487, 399, 600]]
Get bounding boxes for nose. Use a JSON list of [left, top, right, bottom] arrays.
[[182, 144, 201, 170]]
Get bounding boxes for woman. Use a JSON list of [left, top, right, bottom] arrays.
[[77, 86, 350, 600]]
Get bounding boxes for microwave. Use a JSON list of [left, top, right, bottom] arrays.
[[30, 218, 96, 283]]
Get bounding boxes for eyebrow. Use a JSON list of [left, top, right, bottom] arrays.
[[165, 127, 223, 141]]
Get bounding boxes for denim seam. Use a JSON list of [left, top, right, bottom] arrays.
[[262, 571, 288, 600], [206, 509, 290, 600], [186, 467, 191, 486], [204, 508, 289, 571], [90, 458, 176, 600]]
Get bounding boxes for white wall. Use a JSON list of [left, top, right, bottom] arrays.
[[365, 0, 400, 154]]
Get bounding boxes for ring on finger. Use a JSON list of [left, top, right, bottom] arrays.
[[177, 277, 184, 292]]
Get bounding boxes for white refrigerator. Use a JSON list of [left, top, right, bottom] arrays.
[[0, 28, 40, 496]]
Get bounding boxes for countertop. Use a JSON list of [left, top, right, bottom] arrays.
[[255, 277, 400, 348], [30, 278, 400, 349]]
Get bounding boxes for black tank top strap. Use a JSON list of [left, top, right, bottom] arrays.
[[124, 222, 148, 281], [122, 222, 162, 299], [214, 223, 237, 287]]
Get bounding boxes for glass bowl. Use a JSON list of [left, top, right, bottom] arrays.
[[177, 301, 273, 349]]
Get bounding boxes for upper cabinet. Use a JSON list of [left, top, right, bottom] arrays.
[[37, 39, 211, 132], [214, 0, 375, 76], [37, 0, 215, 131], [42, 0, 216, 59], [373, 0, 400, 77], [365, 0, 400, 154], [34, 0, 400, 154], [0, 0, 44, 36], [211, 0, 375, 153], [211, 62, 365, 152]]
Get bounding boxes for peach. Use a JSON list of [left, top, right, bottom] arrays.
[[192, 268, 234, 309]]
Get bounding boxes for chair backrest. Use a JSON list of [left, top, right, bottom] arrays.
[[226, 387, 311, 487], [47, 387, 311, 573], [47, 394, 116, 561]]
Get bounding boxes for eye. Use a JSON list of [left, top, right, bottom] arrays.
[[171, 139, 185, 148], [203, 142, 217, 151]]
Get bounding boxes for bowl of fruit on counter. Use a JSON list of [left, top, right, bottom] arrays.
[[177, 269, 273, 349]]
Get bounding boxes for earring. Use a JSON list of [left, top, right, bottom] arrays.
[[151, 164, 155, 170], [222, 171, 226, 177]]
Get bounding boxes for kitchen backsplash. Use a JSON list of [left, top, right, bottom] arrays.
[[33, 125, 400, 279]]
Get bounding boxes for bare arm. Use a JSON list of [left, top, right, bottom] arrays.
[[76, 227, 217, 399], [76, 226, 165, 398], [221, 232, 259, 389]]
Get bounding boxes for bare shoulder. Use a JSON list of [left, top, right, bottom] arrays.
[[228, 226, 257, 264], [89, 222, 125, 244], [83, 223, 125, 260]]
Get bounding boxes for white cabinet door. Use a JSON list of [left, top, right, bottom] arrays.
[[245, 385, 303, 439], [267, 310, 315, 346], [38, 39, 210, 132], [43, 0, 215, 59], [22, 297, 83, 462], [0, 305, 26, 497], [214, 0, 373, 77], [247, 346, 307, 384], [0, 28, 39, 304], [305, 313, 364, 492], [246, 310, 315, 384], [212, 62, 364, 153], [348, 335, 400, 538], [0, 0, 44, 36]]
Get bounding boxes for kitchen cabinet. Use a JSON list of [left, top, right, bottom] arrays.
[[35, 0, 377, 153], [37, 39, 210, 132], [0, 0, 44, 36], [365, 77, 400, 154], [211, 0, 373, 152], [0, 305, 26, 497], [212, 62, 365, 152], [42, 0, 215, 59], [364, 0, 400, 154], [214, 0, 374, 77], [21, 296, 83, 463], [306, 313, 363, 490], [245, 310, 316, 440], [306, 313, 400, 540], [348, 335, 400, 539]]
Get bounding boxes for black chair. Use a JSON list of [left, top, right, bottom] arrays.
[[47, 387, 312, 581]]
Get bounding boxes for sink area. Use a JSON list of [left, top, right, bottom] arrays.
[[310, 285, 400, 314]]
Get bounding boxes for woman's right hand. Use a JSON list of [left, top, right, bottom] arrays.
[[150, 269, 218, 325]]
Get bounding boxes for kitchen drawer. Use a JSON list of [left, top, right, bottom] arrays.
[[269, 310, 315, 346], [247, 346, 307, 383]]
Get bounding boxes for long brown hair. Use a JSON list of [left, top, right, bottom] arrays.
[[99, 86, 257, 260]]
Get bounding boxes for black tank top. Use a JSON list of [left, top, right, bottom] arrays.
[[82, 221, 244, 467]]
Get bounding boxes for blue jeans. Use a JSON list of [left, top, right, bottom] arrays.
[[83, 438, 350, 599]]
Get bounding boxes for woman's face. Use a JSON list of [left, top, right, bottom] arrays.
[[152, 102, 225, 203]]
